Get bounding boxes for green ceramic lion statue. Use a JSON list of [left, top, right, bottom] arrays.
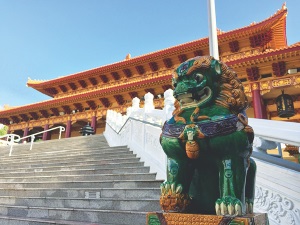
[[160, 56, 256, 216]]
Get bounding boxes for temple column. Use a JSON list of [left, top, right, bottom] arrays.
[[251, 83, 267, 119], [91, 114, 97, 134], [65, 120, 72, 138], [42, 124, 49, 141], [22, 127, 29, 143]]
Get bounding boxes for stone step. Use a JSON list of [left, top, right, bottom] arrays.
[[0, 180, 163, 189], [0, 187, 161, 199], [0, 153, 137, 166], [0, 157, 141, 169], [0, 215, 103, 225], [0, 173, 157, 183], [1, 147, 130, 161], [0, 162, 146, 173], [0, 196, 160, 211], [0, 166, 150, 177], [0, 205, 149, 225], [0, 134, 162, 225]]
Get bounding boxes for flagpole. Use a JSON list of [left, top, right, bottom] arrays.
[[207, 0, 219, 60]]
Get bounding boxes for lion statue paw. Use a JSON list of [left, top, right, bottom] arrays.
[[215, 196, 243, 216], [160, 182, 191, 212]]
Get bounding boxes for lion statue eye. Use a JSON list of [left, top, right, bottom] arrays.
[[194, 73, 204, 83]]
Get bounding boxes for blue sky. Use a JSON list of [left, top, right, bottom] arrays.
[[0, 0, 299, 108]]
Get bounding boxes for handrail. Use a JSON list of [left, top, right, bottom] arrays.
[[0, 134, 21, 156], [0, 126, 65, 156], [106, 116, 162, 135]]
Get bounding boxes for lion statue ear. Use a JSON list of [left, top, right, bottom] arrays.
[[210, 59, 222, 77]]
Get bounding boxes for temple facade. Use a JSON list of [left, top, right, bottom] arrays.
[[0, 4, 299, 140]]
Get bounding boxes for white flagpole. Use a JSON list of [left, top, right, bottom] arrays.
[[207, 0, 219, 60]]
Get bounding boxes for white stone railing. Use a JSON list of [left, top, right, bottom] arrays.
[[104, 90, 175, 180], [103, 90, 300, 225]]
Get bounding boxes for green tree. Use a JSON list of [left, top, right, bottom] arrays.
[[0, 124, 8, 136]]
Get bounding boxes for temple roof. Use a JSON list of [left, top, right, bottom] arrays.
[[27, 4, 288, 94], [0, 75, 171, 116]]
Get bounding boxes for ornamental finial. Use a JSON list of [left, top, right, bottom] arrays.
[[125, 53, 131, 60], [282, 2, 287, 10]]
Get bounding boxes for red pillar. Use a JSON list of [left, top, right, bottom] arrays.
[[91, 115, 97, 134], [251, 83, 267, 119], [23, 127, 29, 143], [42, 124, 49, 141], [65, 120, 71, 138]]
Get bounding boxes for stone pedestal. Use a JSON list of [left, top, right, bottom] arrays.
[[147, 212, 269, 225]]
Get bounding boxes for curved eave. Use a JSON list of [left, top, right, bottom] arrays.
[[218, 7, 287, 41], [1, 75, 172, 116], [226, 43, 300, 66], [28, 7, 287, 88]]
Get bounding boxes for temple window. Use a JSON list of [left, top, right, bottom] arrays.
[[20, 114, 29, 122], [123, 69, 132, 77], [50, 108, 60, 116], [40, 110, 49, 118], [136, 65, 145, 75], [59, 85, 68, 93], [69, 82, 77, 90], [229, 40, 240, 52], [99, 75, 109, 83], [29, 112, 39, 120], [86, 100, 97, 110], [62, 105, 72, 114], [78, 80, 87, 88], [88, 77, 98, 86], [149, 62, 158, 72], [111, 72, 120, 80], [163, 58, 173, 68], [114, 95, 125, 105], [249, 31, 272, 48], [178, 54, 188, 63], [45, 87, 58, 95], [100, 98, 110, 108], [129, 92, 138, 99], [246, 67, 260, 81], [272, 61, 286, 77]]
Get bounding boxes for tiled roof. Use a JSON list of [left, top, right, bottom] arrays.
[[27, 5, 287, 88]]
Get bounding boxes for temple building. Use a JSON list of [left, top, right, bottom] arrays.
[[0, 4, 299, 140]]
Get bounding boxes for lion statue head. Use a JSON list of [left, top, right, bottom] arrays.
[[172, 56, 248, 114]]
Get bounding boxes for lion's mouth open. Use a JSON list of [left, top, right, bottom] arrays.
[[177, 87, 212, 108]]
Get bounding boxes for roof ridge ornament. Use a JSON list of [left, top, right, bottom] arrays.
[[282, 2, 287, 10], [125, 53, 131, 60]]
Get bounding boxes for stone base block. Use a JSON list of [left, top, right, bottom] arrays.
[[147, 212, 269, 225]]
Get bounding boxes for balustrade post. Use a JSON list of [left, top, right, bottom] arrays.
[[132, 97, 140, 110], [163, 89, 175, 120], [144, 92, 155, 113], [251, 83, 267, 119]]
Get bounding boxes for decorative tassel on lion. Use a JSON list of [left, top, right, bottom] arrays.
[[160, 56, 256, 216]]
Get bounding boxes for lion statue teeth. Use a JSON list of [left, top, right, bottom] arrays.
[[160, 56, 256, 216]]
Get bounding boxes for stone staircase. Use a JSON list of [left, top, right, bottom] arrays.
[[0, 135, 161, 225]]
